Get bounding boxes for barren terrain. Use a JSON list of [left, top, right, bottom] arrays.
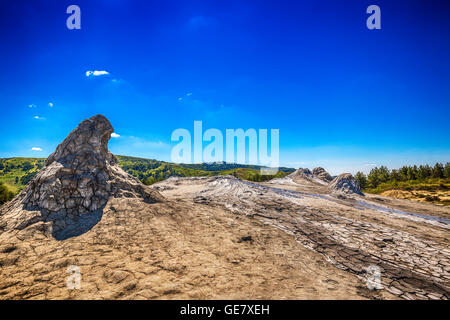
[[0, 116, 448, 300], [1, 173, 449, 299]]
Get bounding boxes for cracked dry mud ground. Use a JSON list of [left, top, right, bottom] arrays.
[[166, 176, 450, 300], [0, 197, 383, 300], [0, 176, 448, 300]]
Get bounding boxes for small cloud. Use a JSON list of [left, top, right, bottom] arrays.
[[48, 102, 53, 107], [31, 147, 42, 151], [33, 116, 46, 120], [178, 97, 183, 101], [186, 92, 193, 96], [28, 104, 36, 108], [111, 132, 120, 138], [86, 70, 110, 77]]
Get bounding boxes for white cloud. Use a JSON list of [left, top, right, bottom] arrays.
[[186, 92, 193, 96], [33, 116, 46, 120], [111, 132, 120, 138], [48, 102, 53, 107], [31, 147, 42, 151], [86, 70, 110, 77], [178, 97, 183, 101], [28, 104, 36, 108]]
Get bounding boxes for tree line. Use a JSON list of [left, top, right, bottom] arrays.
[[355, 162, 450, 190]]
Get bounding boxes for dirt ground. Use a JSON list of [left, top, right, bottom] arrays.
[[0, 175, 449, 300], [380, 189, 450, 206]]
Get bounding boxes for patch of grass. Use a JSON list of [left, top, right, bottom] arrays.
[[0, 182, 15, 205], [364, 178, 450, 206], [364, 178, 450, 194], [0, 158, 45, 194]]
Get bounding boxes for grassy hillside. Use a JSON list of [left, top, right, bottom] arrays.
[[116, 156, 292, 185], [364, 178, 450, 206], [0, 158, 45, 193], [0, 156, 294, 198], [0, 158, 46, 205], [355, 163, 450, 206]]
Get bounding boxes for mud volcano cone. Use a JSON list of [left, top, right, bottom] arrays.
[[328, 173, 364, 196], [0, 115, 163, 237]]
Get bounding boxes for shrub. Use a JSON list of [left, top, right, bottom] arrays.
[[0, 182, 14, 205], [425, 195, 440, 202]]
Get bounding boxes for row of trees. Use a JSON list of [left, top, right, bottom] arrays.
[[355, 162, 450, 189], [0, 160, 43, 172]]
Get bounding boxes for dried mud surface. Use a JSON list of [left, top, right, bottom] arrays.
[[1, 175, 449, 300]]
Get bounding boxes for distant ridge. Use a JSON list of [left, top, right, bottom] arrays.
[[0, 156, 295, 194]]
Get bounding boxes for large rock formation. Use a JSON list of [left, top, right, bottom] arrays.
[[288, 168, 328, 185], [0, 115, 163, 237], [312, 167, 333, 182], [328, 173, 363, 196], [288, 168, 314, 180]]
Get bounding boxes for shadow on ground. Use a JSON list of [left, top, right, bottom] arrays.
[[51, 209, 104, 240], [21, 204, 106, 240]]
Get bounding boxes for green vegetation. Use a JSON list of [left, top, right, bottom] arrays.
[[0, 182, 14, 205], [355, 162, 450, 206], [355, 163, 450, 189], [0, 158, 45, 194], [116, 156, 293, 185], [0, 156, 295, 201]]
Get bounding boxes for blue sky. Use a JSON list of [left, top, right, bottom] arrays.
[[0, 0, 449, 174]]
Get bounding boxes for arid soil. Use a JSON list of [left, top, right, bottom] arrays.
[[380, 189, 450, 206], [160, 176, 450, 300], [1, 174, 449, 299]]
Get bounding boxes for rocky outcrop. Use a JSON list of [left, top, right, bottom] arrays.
[[288, 168, 328, 186], [312, 167, 333, 182], [328, 173, 363, 196], [0, 115, 163, 236], [288, 168, 314, 181]]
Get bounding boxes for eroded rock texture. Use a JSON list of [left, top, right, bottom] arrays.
[[329, 173, 363, 196], [0, 115, 163, 236], [312, 167, 333, 182]]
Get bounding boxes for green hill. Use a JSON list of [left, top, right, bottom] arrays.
[[0, 156, 294, 202], [355, 163, 450, 206], [0, 158, 45, 193], [117, 156, 294, 185]]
